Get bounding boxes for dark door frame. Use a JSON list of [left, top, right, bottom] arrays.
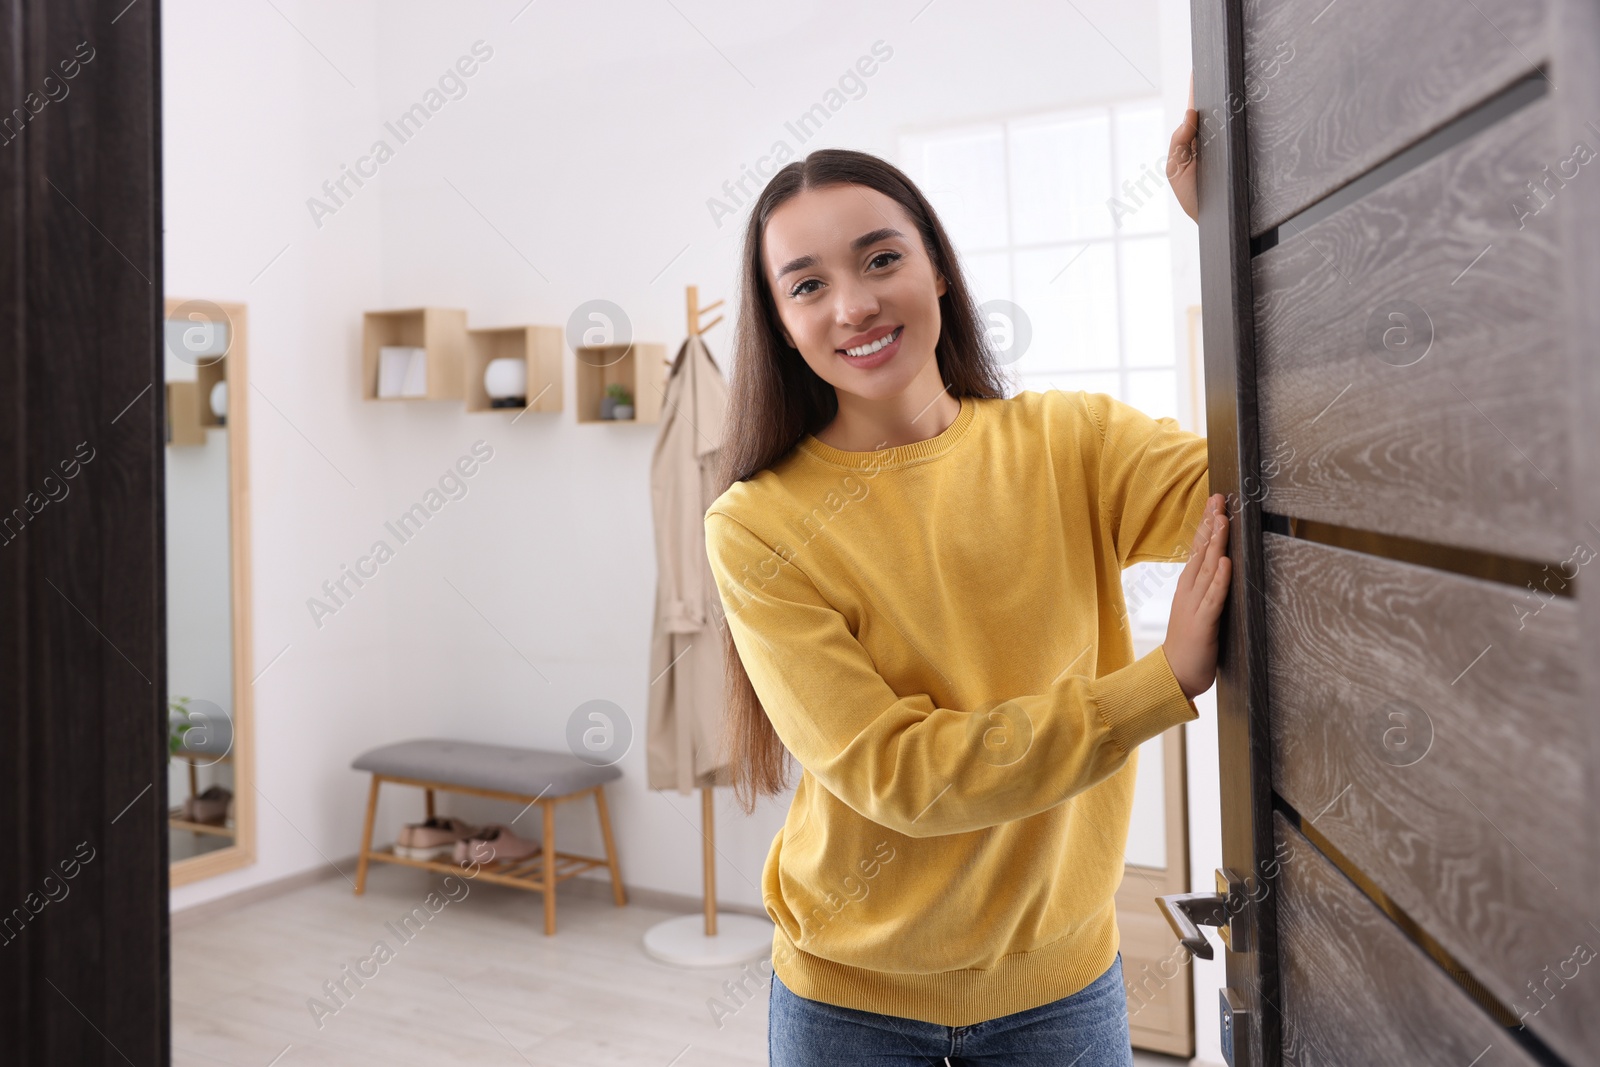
[[1190, 2, 1281, 1065], [0, 0, 169, 1063]]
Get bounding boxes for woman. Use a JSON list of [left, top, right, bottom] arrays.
[[704, 103, 1230, 1067]]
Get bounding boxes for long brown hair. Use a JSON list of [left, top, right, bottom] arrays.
[[713, 147, 1012, 815]]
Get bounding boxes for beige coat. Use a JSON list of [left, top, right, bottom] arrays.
[[646, 333, 734, 793]]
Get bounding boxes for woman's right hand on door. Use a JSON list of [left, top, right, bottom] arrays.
[[1167, 73, 1200, 223], [1162, 492, 1231, 700]]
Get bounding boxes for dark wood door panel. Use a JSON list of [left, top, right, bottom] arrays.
[[1272, 812, 1543, 1067], [0, 1, 169, 1062], [1194, 0, 1600, 1062], [1241, 0, 1549, 235], [1263, 533, 1596, 1060], [1252, 96, 1573, 562]]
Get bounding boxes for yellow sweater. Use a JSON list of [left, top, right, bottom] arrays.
[[704, 388, 1211, 1027]]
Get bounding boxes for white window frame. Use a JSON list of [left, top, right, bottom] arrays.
[[897, 98, 1196, 435]]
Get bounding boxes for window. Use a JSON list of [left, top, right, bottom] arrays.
[[900, 100, 1183, 423], [902, 103, 1193, 643]]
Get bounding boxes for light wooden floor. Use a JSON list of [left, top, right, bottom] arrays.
[[172, 865, 1190, 1066]]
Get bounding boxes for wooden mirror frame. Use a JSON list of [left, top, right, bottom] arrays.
[[165, 296, 256, 887]]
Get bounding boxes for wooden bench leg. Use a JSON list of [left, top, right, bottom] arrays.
[[542, 800, 557, 935], [355, 774, 381, 896], [594, 784, 626, 907]]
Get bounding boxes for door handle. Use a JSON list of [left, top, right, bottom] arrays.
[[1155, 868, 1251, 959], [1156, 891, 1228, 959]]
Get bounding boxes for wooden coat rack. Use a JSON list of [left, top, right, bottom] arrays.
[[640, 286, 775, 968], [689, 284, 723, 938]]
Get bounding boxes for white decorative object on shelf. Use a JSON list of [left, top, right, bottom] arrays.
[[483, 357, 527, 408], [377, 345, 428, 398], [209, 380, 228, 421]]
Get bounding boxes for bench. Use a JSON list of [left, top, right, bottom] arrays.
[[350, 738, 626, 934]]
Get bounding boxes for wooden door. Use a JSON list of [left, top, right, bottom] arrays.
[[1170, 1, 1600, 1064], [0, 0, 170, 1061]]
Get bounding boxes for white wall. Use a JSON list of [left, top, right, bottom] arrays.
[[163, 0, 387, 901], [166, 4, 1225, 1058]]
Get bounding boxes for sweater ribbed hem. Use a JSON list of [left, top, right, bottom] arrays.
[[767, 900, 1121, 1028], [1096, 644, 1200, 756]]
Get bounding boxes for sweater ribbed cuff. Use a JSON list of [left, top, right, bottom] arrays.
[[1095, 644, 1199, 755]]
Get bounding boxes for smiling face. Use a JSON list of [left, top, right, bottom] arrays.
[[763, 183, 948, 404]]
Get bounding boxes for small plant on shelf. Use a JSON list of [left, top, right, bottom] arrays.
[[603, 382, 635, 420], [169, 695, 195, 760]]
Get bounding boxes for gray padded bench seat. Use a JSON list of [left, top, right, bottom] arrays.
[[349, 737, 626, 935], [351, 737, 622, 797]]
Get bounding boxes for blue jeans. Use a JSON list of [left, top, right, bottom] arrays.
[[769, 951, 1134, 1066]]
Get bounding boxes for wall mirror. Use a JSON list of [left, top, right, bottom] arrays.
[[163, 296, 256, 885]]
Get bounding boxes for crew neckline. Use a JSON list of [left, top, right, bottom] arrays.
[[797, 394, 978, 470]]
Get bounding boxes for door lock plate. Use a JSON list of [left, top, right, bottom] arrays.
[[1220, 987, 1250, 1067]]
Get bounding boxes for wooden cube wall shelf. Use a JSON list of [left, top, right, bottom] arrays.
[[362, 308, 467, 401], [465, 326, 564, 414], [165, 380, 205, 446], [574, 343, 666, 424]]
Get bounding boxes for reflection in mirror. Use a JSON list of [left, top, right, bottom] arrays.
[[163, 298, 254, 877]]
